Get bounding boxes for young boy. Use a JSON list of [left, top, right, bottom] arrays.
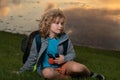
[[19, 9, 105, 80]]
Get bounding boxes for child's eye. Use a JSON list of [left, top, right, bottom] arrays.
[[61, 22, 64, 25], [54, 21, 64, 25], [56, 22, 59, 24]]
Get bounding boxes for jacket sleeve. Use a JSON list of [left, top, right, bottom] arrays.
[[64, 39, 76, 62], [20, 38, 38, 72]]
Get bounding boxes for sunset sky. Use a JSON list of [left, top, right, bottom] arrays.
[[41, 0, 120, 9], [0, 0, 120, 17], [0, 0, 120, 50]]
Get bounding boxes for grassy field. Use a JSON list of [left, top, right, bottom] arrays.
[[0, 31, 120, 80]]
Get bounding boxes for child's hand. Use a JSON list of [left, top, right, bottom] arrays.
[[54, 55, 64, 64]]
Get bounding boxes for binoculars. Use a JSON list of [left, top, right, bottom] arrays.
[[47, 54, 59, 64]]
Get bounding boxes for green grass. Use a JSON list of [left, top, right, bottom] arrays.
[[0, 31, 120, 80]]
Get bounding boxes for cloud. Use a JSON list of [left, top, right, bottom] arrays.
[[12, 0, 21, 5], [0, 6, 10, 17], [0, 0, 7, 8], [98, 0, 120, 9], [44, 2, 57, 11], [63, 8, 120, 50], [100, 0, 120, 4]]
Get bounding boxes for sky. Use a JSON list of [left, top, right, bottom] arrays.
[[42, 0, 120, 9], [0, 0, 120, 17], [98, 0, 120, 9], [0, 0, 120, 50]]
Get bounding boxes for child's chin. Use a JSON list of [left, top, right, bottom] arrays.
[[56, 32, 61, 34]]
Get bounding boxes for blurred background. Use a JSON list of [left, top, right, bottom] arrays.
[[0, 0, 120, 51]]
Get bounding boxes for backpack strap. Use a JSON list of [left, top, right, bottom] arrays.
[[33, 32, 41, 72], [22, 30, 40, 64], [63, 39, 69, 55], [35, 34, 41, 53]]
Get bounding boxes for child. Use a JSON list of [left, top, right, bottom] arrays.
[[19, 9, 105, 80]]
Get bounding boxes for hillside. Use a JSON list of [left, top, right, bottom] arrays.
[[0, 31, 120, 80]]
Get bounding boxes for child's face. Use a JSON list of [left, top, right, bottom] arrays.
[[50, 17, 64, 35]]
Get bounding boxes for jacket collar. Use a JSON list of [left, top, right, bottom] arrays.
[[41, 33, 69, 45]]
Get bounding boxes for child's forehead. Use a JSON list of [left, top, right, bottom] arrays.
[[54, 16, 65, 22]]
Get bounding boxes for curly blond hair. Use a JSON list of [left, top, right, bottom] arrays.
[[39, 9, 66, 38]]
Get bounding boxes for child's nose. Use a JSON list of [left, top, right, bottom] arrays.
[[58, 23, 62, 28]]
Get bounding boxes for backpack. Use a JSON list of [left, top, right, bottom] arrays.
[[21, 30, 68, 64], [21, 30, 41, 64]]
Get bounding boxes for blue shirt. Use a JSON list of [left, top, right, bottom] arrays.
[[41, 37, 60, 69]]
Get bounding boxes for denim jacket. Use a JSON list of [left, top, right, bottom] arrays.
[[20, 33, 76, 72]]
